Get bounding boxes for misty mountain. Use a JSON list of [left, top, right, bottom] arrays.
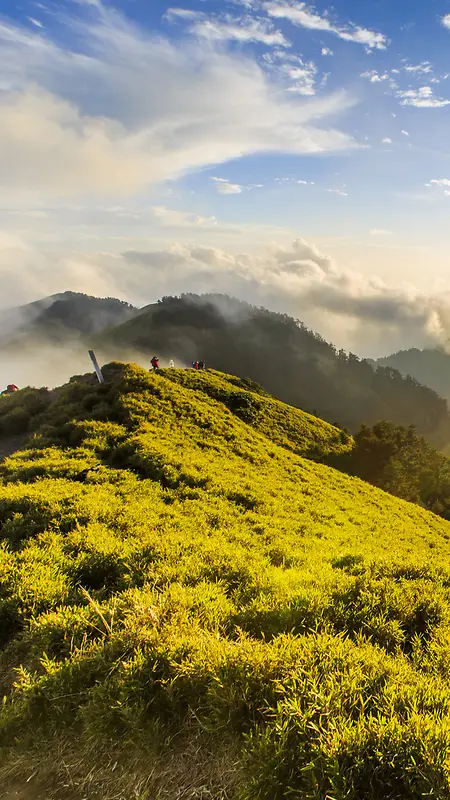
[[372, 348, 450, 403], [0, 291, 137, 347], [98, 293, 450, 447]]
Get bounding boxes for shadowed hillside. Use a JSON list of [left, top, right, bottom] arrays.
[[374, 347, 450, 403], [2, 364, 450, 798], [0, 291, 137, 346]]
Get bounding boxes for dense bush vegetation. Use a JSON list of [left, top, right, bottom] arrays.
[[331, 421, 450, 519], [0, 387, 52, 435], [2, 364, 450, 798]]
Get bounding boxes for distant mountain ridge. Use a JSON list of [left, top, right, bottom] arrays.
[[97, 293, 450, 446], [373, 347, 450, 402], [2, 290, 450, 446], [0, 291, 138, 346]]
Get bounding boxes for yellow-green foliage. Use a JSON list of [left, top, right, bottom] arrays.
[[2, 363, 450, 799]]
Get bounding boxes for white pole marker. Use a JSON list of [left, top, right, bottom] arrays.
[[88, 350, 105, 384]]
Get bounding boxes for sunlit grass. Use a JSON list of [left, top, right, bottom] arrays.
[[1, 363, 450, 799]]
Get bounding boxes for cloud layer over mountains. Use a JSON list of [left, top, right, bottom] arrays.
[[1, 231, 449, 357]]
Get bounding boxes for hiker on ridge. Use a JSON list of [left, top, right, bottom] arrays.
[[150, 356, 159, 371], [1, 384, 19, 395], [169, 359, 175, 368]]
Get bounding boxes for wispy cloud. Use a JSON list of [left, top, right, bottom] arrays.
[[0, 2, 357, 202], [264, 2, 387, 50], [426, 178, 450, 195], [27, 17, 44, 28], [165, 8, 203, 21], [263, 50, 320, 95], [429, 178, 450, 187], [321, 47, 333, 56], [275, 177, 315, 184], [370, 228, 393, 236], [210, 177, 247, 194], [151, 206, 218, 227], [404, 62, 433, 75], [120, 237, 450, 353], [382, 137, 392, 144], [170, 9, 290, 46], [280, 60, 317, 95], [326, 188, 348, 196], [397, 86, 450, 108], [194, 19, 288, 45], [441, 14, 450, 30], [361, 70, 390, 83]]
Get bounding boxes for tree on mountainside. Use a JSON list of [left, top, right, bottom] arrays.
[[331, 421, 450, 518], [375, 346, 450, 402]]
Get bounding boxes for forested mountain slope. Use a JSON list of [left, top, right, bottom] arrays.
[[100, 293, 450, 445], [374, 346, 450, 402], [2, 365, 450, 799], [0, 291, 137, 346]]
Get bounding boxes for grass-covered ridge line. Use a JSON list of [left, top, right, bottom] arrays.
[[2, 363, 450, 798]]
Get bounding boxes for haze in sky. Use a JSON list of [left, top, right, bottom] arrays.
[[2, 0, 450, 355]]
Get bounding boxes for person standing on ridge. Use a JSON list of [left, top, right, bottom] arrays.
[[150, 356, 159, 370], [169, 359, 175, 368], [192, 361, 199, 370], [198, 360, 205, 370]]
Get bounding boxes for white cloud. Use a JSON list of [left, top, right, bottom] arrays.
[[166, 7, 289, 46], [281, 60, 317, 95], [263, 49, 320, 95], [210, 177, 245, 194], [274, 177, 314, 185], [0, 4, 357, 202], [27, 17, 44, 28], [0, 231, 116, 308], [4, 231, 450, 357], [189, 17, 289, 46], [428, 179, 450, 197], [382, 137, 392, 144], [326, 188, 348, 196], [165, 8, 204, 21], [265, 2, 387, 50], [441, 14, 450, 30], [404, 62, 433, 75], [429, 179, 450, 187], [321, 47, 333, 56], [397, 86, 450, 108], [118, 238, 450, 351], [369, 228, 393, 236], [361, 70, 389, 83], [401, 130, 409, 136], [151, 206, 218, 227]]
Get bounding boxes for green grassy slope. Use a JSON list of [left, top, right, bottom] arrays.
[[2, 365, 450, 799]]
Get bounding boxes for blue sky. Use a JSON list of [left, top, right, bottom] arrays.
[[2, 0, 450, 355]]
